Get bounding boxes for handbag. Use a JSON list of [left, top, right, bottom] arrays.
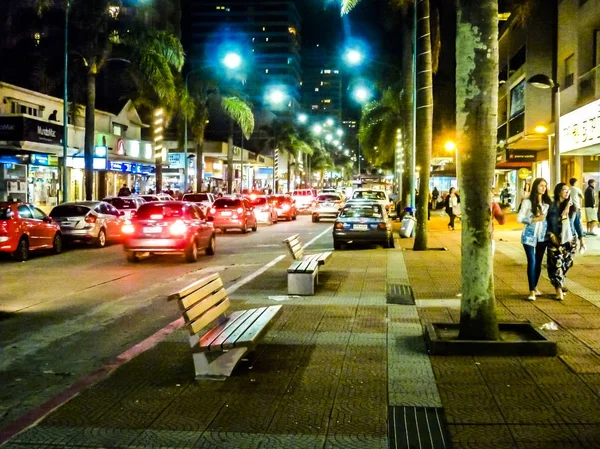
[[452, 204, 461, 215], [560, 219, 574, 244]]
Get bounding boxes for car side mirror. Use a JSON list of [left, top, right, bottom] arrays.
[[43, 216, 53, 223]]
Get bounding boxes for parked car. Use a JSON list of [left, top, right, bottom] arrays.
[[102, 196, 145, 219], [0, 202, 63, 261], [208, 197, 257, 233], [122, 201, 215, 263], [290, 189, 318, 212], [346, 188, 395, 214], [312, 193, 345, 222], [332, 201, 393, 250], [247, 195, 278, 225], [181, 192, 215, 214], [271, 194, 297, 221], [141, 193, 175, 202], [50, 201, 124, 247]]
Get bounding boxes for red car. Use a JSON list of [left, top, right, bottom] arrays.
[[271, 194, 297, 221], [208, 197, 258, 233], [0, 202, 63, 261], [122, 201, 216, 263]]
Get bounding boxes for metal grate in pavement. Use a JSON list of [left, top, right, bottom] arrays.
[[388, 406, 452, 449], [387, 283, 415, 305]]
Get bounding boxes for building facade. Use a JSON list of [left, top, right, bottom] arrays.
[[301, 46, 343, 122]]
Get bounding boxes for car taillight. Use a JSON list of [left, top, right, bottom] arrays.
[[282, 203, 290, 211], [312, 201, 317, 207], [334, 222, 344, 229], [122, 223, 135, 234], [170, 220, 187, 236], [237, 207, 244, 214], [85, 214, 96, 224], [377, 223, 387, 230], [263, 206, 270, 212], [210, 208, 216, 215]]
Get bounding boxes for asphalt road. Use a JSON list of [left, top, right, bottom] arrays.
[[0, 215, 334, 432]]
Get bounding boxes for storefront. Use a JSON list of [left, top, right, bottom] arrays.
[[106, 161, 154, 196], [28, 153, 59, 207], [495, 149, 536, 208]]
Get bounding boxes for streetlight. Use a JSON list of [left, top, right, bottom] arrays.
[[223, 52, 242, 69], [298, 113, 308, 124], [444, 140, 458, 186], [344, 49, 363, 66], [62, 0, 70, 203], [527, 74, 561, 186]]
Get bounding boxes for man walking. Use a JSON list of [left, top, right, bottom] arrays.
[[569, 178, 586, 252], [584, 179, 597, 236]]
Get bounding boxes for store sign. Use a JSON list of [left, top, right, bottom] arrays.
[[117, 139, 125, 155], [168, 152, 184, 168], [67, 157, 107, 170], [506, 150, 536, 162], [30, 153, 59, 166], [560, 98, 600, 153], [0, 116, 64, 145], [108, 161, 154, 174]]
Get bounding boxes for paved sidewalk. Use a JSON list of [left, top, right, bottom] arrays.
[[2, 213, 600, 448]]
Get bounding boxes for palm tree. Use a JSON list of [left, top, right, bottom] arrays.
[[221, 97, 254, 194], [455, 0, 500, 340], [342, 0, 434, 251]]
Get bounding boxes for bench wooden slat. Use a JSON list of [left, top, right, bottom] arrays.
[[296, 259, 313, 272], [225, 305, 283, 350], [306, 260, 318, 273], [187, 298, 231, 335], [316, 251, 332, 264], [181, 288, 228, 323], [287, 260, 303, 273], [177, 277, 224, 312], [209, 307, 266, 350], [168, 272, 220, 301], [219, 307, 269, 350], [290, 242, 303, 259], [302, 254, 319, 264], [197, 309, 251, 352], [282, 234, 299, 243]]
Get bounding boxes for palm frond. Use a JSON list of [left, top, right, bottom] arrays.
[[341, 0, 361, 15], [221, 96, 255, 139]]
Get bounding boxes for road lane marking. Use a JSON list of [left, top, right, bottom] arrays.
[[303, 226, 333, 249], [0, 253, 287, 445]]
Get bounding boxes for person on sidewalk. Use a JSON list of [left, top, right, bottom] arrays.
[[569, 177, 586, 253], [517, 177, 551, 301], [444, 187, 460, 230], [546, 183, 577, 301], [584, 179, 597, 236], [491, 200, 507, 255]]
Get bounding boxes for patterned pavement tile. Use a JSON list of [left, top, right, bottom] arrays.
[[323, 434, 387, 449], [569, 423, 600, 448], [509, 424, 579, 443], [449, 424, 515, 446], [128, 429, 202, 448]]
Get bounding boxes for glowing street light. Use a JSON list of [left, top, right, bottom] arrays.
[[535, 125, 548, 134], [325, 118, 334, 127], [223, 52, 242, 69], [325, 134, 333, 142], [353, 86, 372, 103], [268, 89, 285, 104], [298, 113, 308, 124], [312, 124, 322, 135], [345, 49, 363, 66], [336, 129, 343, 137]]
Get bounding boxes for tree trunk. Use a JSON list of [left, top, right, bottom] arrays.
[[456, 0, 499, 340], [413, 0, 433, 251], [84, 70, 96, 200], [402, 6, 415, 210], [227, 122, 234, 194], [287, 156, 292, 192], [196, 140, 204, 192]]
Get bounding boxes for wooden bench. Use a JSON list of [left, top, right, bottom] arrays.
[[282, 234, 332, 295], [168, 273, 282, 380]]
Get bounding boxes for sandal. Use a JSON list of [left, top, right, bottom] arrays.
[[527, 294, 536, 301]]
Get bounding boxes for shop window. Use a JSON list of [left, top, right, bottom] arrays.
[[509, 46, 526, 75], [112, 123, 122, 136], [509, 79, 525, 119], [564, 54, 575, 88], [11, 102, 39, 117]]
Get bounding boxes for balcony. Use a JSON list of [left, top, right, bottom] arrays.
[[578, 65, 600, 104]]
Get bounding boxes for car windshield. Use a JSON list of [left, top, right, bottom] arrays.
[[183, 194, 209, 202], [104, 198, 137, 209], [50, 205, 91, 217], [141, 196, 157, 202], [0, 206, 12, 220], [317, 194, 340, 201], [352, 191, 386, 201], [249, 197, 267, 206], [340, 204, 383, 219], [213, 198, 242, 208], [136, 204, 184, 219], [272, 196, 290, 204]]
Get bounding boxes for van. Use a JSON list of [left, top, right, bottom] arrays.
[[291, 189, 317, 211]]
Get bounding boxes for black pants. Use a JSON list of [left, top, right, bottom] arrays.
[[447, 209, 455, 229]]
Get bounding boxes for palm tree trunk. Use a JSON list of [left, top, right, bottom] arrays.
[[413, 0, 434, 251], [227, 121, 234, 194], [84, 70, 96, 201], [196, 140, 204, 192], [456, 0, 499, 341], [402, 7, 414, 210], [287, 157, 292, 192]]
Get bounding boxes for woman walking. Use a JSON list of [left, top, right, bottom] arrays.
[[546, 183, 578, 301], [444, 187, 460, 230], [517, 178, 551, 301]]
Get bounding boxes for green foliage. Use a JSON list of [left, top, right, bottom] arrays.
[[221, 97, 255, 139]]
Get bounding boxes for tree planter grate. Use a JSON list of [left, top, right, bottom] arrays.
[[387, 283, 415, 305], [388, 406, 452, 449]]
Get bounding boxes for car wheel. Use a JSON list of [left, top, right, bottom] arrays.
[[312, 215, 319, 223], [205, 235, 216, 255], [184, 238, 198, 262], [386, 236, 395, 248], [241, 223, 248, 234], [12, 237, 29, 261], [96, 229, 107, 248], [126, 251, 139, 263], [292, 214, 297, 221], [252, 222, 258, 232], [52, 233, 63, 254], [333, 240, 342, 250], [221, 228, 227, 233]]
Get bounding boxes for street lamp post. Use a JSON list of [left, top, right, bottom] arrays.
[[62, 0, 70, 203], [528, 74, 561, 186]]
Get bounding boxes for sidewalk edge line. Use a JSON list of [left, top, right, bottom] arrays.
[[303, 226, 332, 249]]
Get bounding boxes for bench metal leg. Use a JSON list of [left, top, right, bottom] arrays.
[[193, 347, 248, 381], [288, 270, 317, 295]]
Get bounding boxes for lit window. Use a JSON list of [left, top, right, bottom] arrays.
[[315, 88, 319, 92], [334, 70, 339, 74], [33, 32, 41, 45], [113, 124, 122, 136], [252, 37, 255, 42], [324, 70, 331, 74], [262, 27, 266, 31], [320, 81, 324, 86], [312, 105, 319, 110], [108, 6, 120, 18], [265, 69, 269, 73], [322, 99, 331, 103], [288, 27, 297, 35], [266, 37, 269, 42]]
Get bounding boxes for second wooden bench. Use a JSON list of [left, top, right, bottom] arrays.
[[282, 234, 332, 295]]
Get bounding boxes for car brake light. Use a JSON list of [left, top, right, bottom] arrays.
[[237, 207, 243, 214], [210, 208, 216, 215], [122, 223, 135, 234], [334, 222, 344, 229], [150, 214, 164, 220], [85, 214, 96, 224], [377, 223, 387, 230], [170, 220, 187, 236], [312, 201, 317, 207], [0, 236, 9, 242], [282, 203, 290, 211]]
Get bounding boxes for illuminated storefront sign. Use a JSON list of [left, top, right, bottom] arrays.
[[560, 98, 600, 153], [108, 161, 154, 174], [67, 157, 107, 170], [30, 153, 59, 166]]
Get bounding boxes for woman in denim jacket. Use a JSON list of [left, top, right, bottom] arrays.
[[517, 178, 551, 301], [546, 183, 577, 301]]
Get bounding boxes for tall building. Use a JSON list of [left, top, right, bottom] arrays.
[[122, 0, 181, 37], [301, 46, 342, 122], [183, 0, 302, 112]]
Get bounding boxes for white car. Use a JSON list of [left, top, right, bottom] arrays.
[[182, 192, 215, 214], [346, 189, 395, 214], [312, 193, 344, 222], [102, 196, 145, 219], [291, 189, 318, 212]]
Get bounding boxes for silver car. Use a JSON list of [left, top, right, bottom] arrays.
[[49, 201, 125, 247], [102, 196, 145, 219], [312, 193, 344, 222]]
